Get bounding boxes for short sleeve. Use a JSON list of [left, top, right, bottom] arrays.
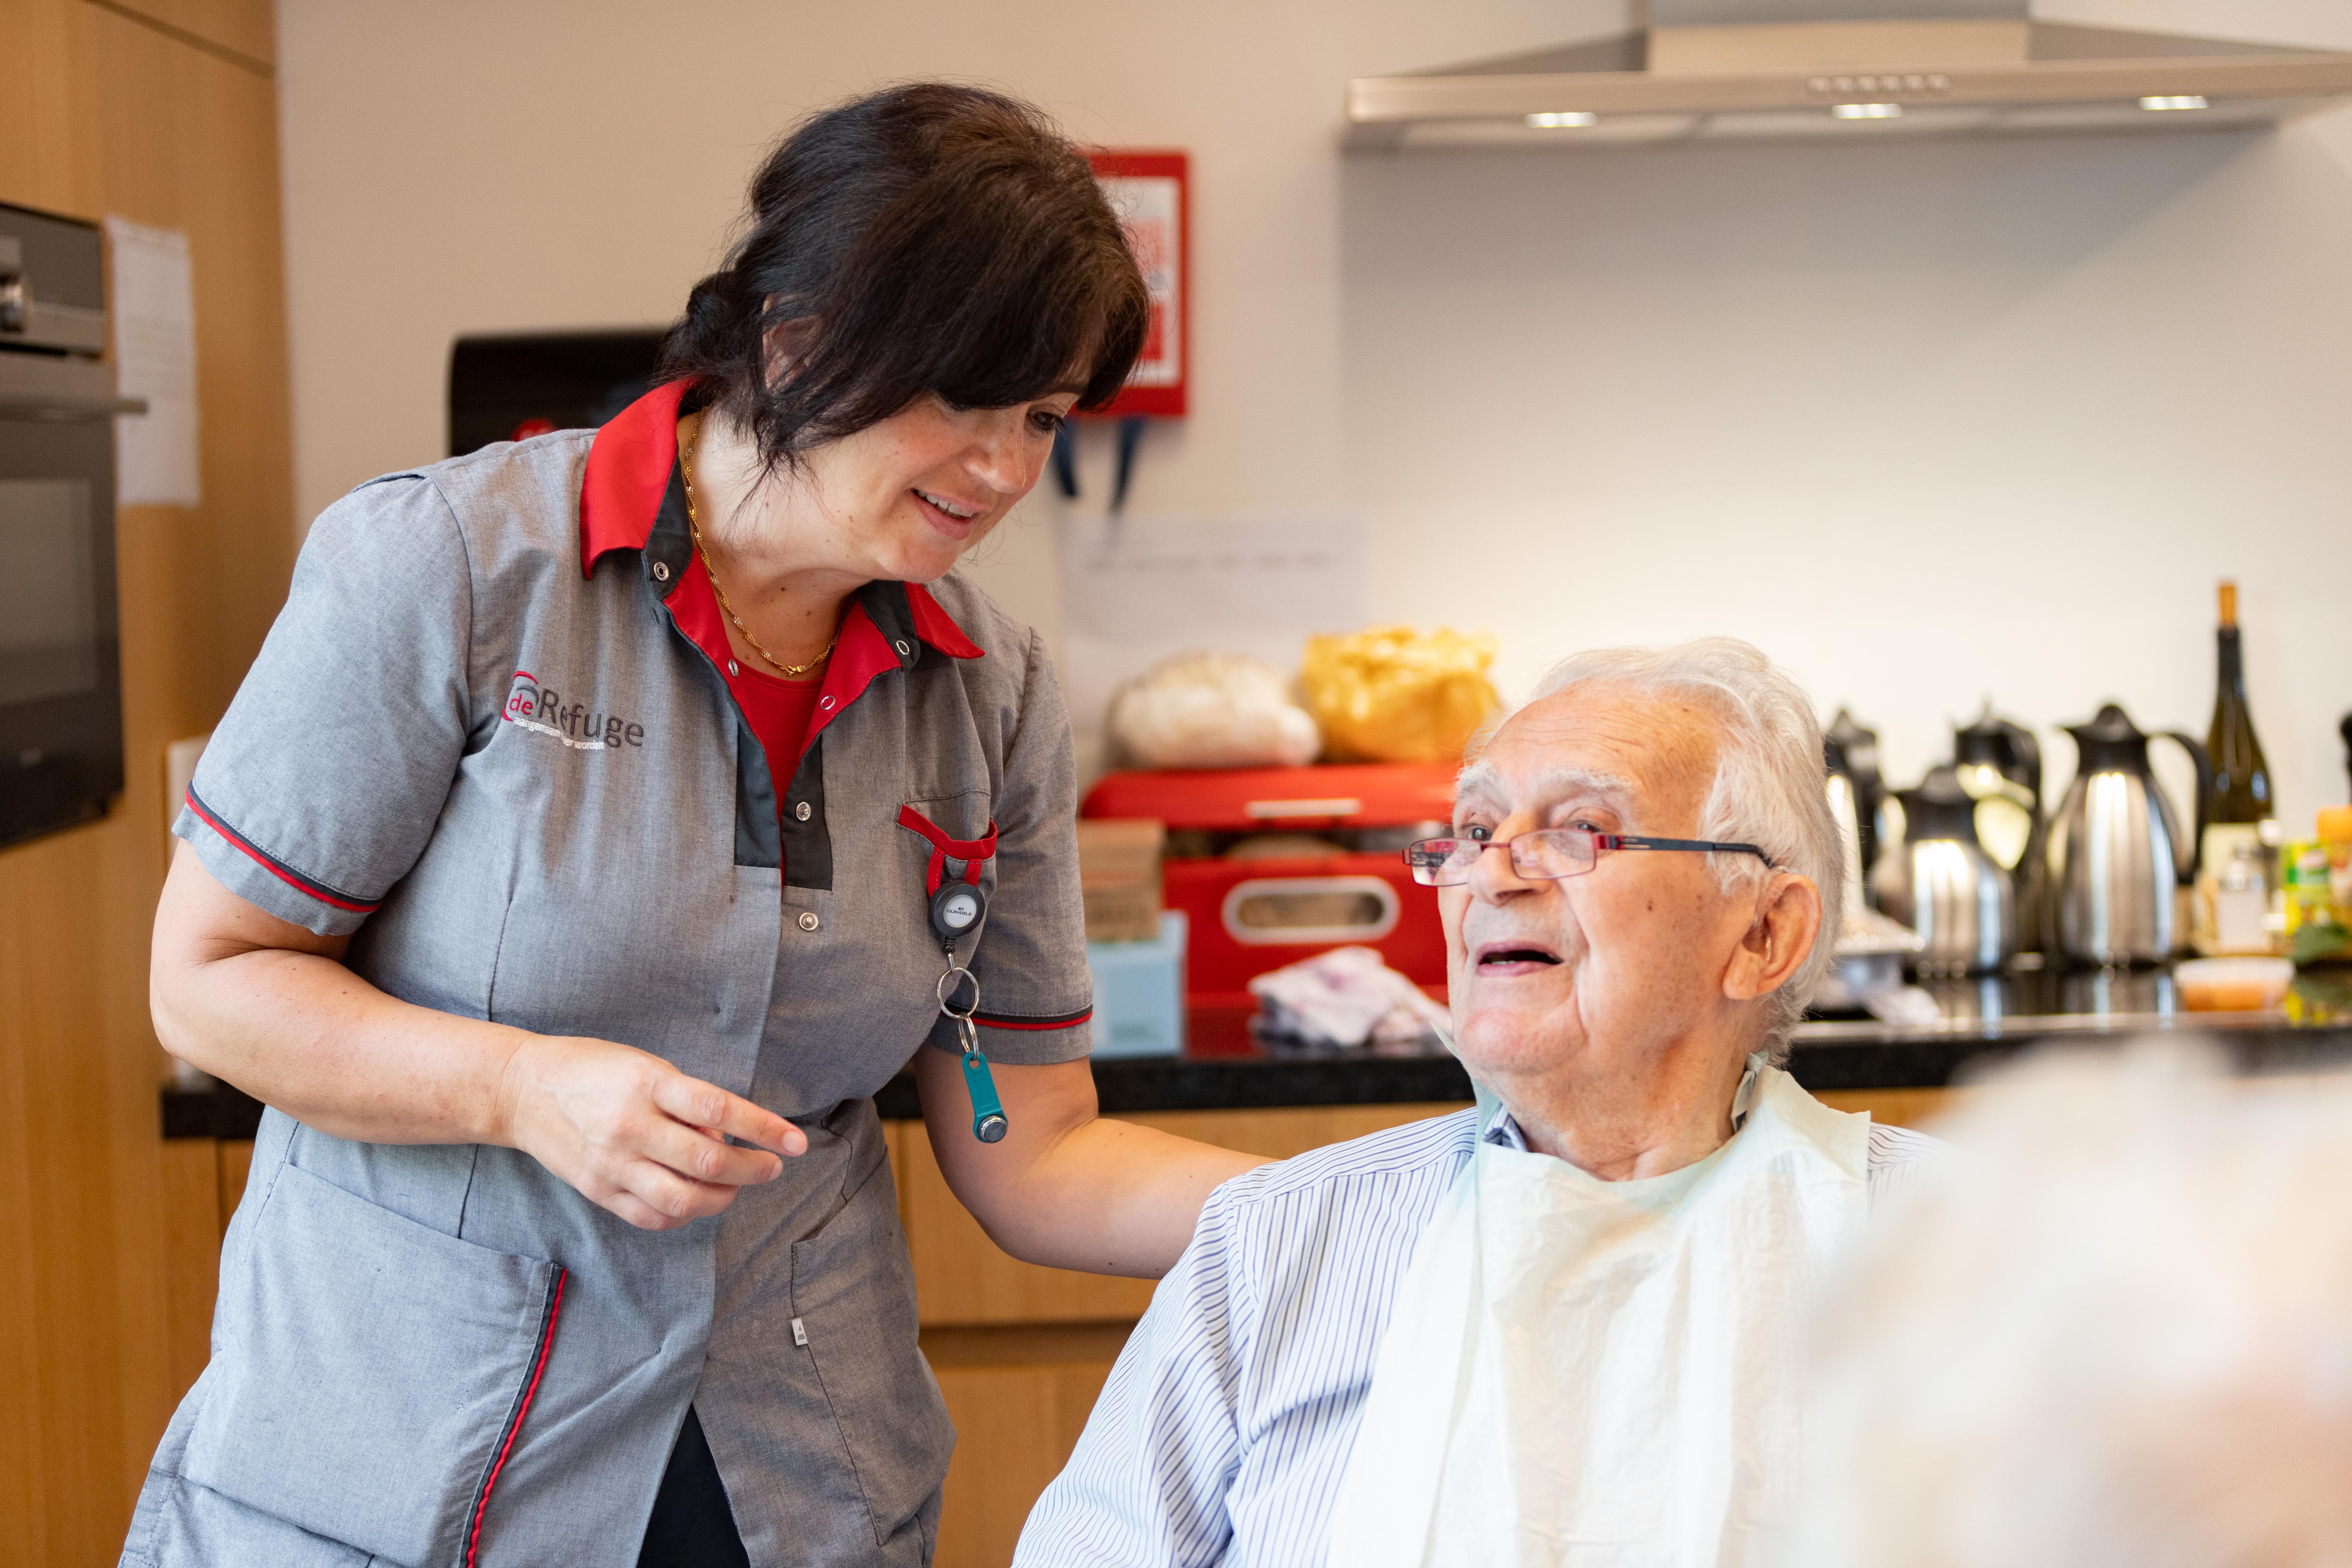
[[176, 476, 475, 936], [927, 626, 1095, 1064]]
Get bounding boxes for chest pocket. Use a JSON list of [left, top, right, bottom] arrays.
[[899, 791, 996, 937]]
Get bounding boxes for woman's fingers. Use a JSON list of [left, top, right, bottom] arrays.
[[615, 1157, 741, 1225], [636, 1114, 784, 1191], [506, 1036, 809, 1226], [597, 1186, 685, 1232], [649, 1071, 807, 1159]]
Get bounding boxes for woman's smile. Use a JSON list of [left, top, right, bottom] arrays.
[[913, 485, 988, 539]]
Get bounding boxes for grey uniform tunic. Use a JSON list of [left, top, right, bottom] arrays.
[[122, 382, 1095, 1568]]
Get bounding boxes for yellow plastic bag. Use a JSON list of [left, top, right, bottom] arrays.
[[1300, 625, 1501, 764]]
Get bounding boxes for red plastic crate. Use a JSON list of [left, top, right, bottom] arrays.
[[1081, 761, 1456, 833], [1081, 764, 1455, 1009]]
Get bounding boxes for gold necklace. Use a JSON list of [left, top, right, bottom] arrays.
[[680, 441, 838, 679]]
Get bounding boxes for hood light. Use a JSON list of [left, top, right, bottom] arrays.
[[1526, 111, 1597, 129], [2140, 95, 2209, 111], [1832, 102, 1903, 120]]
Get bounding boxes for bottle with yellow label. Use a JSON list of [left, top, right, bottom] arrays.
[[2282, 807, 2352, 966]]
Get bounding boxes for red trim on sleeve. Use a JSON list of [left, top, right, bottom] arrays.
[[465, 1266, 568, 1568], [579, 380, 691, 577], [181, 789, 383, 915], [974, 1008, 1093, 1032]]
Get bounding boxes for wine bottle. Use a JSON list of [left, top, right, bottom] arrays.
[[2206, 581, 2273, 823]]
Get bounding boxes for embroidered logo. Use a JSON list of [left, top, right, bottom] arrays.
[[504, 669, 645, 752]]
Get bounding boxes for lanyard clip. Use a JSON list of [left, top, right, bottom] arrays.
[[939, 963, 1007, 1143]]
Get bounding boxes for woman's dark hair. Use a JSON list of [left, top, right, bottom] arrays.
[[660, 83, 1149, 467]]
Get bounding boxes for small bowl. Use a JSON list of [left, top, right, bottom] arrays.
[[2174, 957, 2295, 1013]]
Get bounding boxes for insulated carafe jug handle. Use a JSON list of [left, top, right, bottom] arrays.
[[2154, 731, 2215, 886]]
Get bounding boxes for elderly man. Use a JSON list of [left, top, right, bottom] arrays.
[[1015, 638, 1941, 1568]]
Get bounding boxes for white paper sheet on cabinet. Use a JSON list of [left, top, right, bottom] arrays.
[[105, 217, 201, 507], [1055, 514, 1367, 772]]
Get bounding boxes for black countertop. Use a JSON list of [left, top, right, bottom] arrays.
[[163, 970, 2352, 1139]]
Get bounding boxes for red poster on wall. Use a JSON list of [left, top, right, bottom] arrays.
[[1086, 150, 1187, 419]]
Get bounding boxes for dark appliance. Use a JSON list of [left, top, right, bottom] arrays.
[[447, 330, 665, 456], [1, 202, 143, 849]]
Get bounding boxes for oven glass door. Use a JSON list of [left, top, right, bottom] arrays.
[[0, 406, 122, 847]]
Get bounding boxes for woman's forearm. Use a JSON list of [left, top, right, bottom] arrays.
[[153, 846, 529, 1146], [1002, 1117, 1264, 1276], [154, 845, 803, 1230], [916, 1048, 1263, 1277]]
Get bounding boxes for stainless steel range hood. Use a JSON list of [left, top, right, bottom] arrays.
[[1345, 1, 2352, 150]]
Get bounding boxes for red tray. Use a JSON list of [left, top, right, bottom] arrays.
[[1081, 762, 1457, 832]]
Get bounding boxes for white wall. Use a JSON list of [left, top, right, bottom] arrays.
[[277, 0, 2352, 830]]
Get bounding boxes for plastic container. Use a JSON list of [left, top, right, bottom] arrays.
[[1086, 911, 1187, 1058], [2173, 956, 2295, 1012], [1082, 763, 1455, 1010]]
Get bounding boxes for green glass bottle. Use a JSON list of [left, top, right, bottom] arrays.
[[2206, 580, 2273, 823]]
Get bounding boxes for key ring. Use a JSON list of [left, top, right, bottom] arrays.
[[939, 960, 1006, 1142], [937, 964, 981, 1020]]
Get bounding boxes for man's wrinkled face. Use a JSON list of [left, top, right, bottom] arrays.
[[1443, 684, 1761, 1091]]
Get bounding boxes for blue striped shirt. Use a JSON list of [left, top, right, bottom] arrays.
[[1014, 1107, 1945, 1568]]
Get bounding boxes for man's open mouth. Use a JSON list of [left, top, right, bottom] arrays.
[[1474, 941, 1563, 974]]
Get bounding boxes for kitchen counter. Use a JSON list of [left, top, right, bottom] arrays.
[[163, 971, 2352, 1137]]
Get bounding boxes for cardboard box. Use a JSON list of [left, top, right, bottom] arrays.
[[1077, 818, 1165, 943]]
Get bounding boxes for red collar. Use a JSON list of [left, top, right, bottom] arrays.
[[577, 381, 983, 664]]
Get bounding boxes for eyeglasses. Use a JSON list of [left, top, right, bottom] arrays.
[[1403, 829, 1773, 888]]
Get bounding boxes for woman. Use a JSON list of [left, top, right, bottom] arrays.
[[128, 84, 1259, 1568]]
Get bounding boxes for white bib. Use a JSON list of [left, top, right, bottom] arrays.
[[1326, 1059, 1868, 1568]]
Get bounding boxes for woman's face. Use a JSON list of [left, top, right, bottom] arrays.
[[790, 390, 1077, 583]]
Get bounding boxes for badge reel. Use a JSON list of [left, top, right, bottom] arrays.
[[933, 881, 1007, 1143]]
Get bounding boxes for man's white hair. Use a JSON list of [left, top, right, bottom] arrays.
[[1788, 1043, 2352, 1568], [1521, 637, 1840, 1057]]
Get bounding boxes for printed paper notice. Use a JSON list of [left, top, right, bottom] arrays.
[[105, 217, 201, 507], [1055, 515, 1368, 767]]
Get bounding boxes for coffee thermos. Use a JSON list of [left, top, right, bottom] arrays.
[[1876, 765, 2015, 975], [2045, 703, 2213, 965]]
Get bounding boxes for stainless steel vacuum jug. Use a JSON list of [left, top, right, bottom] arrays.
[[2046, 703, 2212, 965], [1878, 766, 2014, 975]]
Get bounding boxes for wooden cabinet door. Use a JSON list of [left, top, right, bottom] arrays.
[[0, 7, 291, 1563]]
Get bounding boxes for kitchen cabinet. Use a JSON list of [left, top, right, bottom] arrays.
[[0, 2, 293, 1562]]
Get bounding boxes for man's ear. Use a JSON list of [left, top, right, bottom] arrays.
[[1722, 873, 1822, 1003]]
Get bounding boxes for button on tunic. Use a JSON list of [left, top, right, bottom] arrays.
[[124, 383, 1095, 1567]]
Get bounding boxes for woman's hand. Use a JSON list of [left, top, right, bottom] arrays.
[[153, 843, 808, 1231], [497, 1035, 808, 1231]]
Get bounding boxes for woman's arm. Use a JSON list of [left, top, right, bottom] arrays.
[[915, 1047, 1263, 1277], [153, 842, 807, 1231]]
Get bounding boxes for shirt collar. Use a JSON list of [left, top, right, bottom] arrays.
[[577, 381, 985, 665], [1484, 1063, 1764, 1155]]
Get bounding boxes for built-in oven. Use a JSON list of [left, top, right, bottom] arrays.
[[0, 201, 143, 850]]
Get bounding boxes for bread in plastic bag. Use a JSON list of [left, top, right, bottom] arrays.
[[1299, 625, 1501, 764], [1108, 651, 1322, 770]]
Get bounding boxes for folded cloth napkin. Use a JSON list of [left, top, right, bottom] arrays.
[[1248, 946, 1450, 1048]]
